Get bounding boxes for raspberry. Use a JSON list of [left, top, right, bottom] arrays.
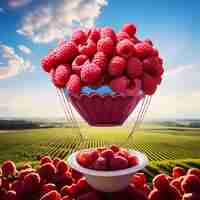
[[41, 52, 57, 72], [182, 193, 200, 200], [89, 149, 99, 161], [92, 52, 108, 73], [72, 55, 89, 75], [53, 172, 73, 189], [77, 192, 100, 200], [79, 39, 97, 57], [2, 190, 16, 200], [128, 155, 139, 167], [40, 156, 52, 165], [132, 173, 147, 188], [40, 183, 57, 196], [23, 172, 40, 193], [72, 29, 87, 45], [187, 168, 200, 179], [170, 178, 183, 194], [40, 190, 62, 200], [122, 23, 137, 36], [61, 184, 79, 197], [66, 74, 81, 94], [81, 63, 101, 85], [53, 158, 61, 167], [181, 175, 200, 193], [97, 37, 115, 56], [38, 163, 56, 182], [172, 167, 186, 178], [109, 155, 128, 170], [142, 73, 157, 95], [108, 56, 126, 77], [77, 177, 89, 191], [88, 28, 101, 42], [126, 57, 143, 78], [100, 26, 116, 42], [110, 76, 129, 93], [93, 156, 107, 170], [110, 144, 120, 152], [52, 64, 71, 88], [116, 39, 135, 58], [18, 168, 36, 181], [56, 160, 68, 174], [101, 149, 114, 160], [116, 31, 130, 42], [55, 41, 78, 64], [153, 174, 169, 191], [135, 42, 154, 59], [77, 150, 94, 168], [1, 160, 16, 176]]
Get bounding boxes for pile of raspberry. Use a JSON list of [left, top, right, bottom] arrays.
[[42, 23, 164, 96], [77, 145, 139, 170], [0, 156, 200, 200]]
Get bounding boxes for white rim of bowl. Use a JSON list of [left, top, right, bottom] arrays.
[[67, 149, 148, 177]]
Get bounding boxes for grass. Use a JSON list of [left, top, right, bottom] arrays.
[[0, 123, 200, 165]]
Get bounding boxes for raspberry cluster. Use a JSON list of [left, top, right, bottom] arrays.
[[77, 145, 139, 170], [0, 157, 200, 200], [42, 23, 164, 96]]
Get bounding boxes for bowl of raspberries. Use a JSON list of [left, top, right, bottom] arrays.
[[67, 144, 148, 192], [41, 23, 164, 126]]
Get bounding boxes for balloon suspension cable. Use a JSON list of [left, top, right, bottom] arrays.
[[125, 95, 152, 144]]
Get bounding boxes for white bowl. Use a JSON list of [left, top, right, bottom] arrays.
[[67, 149, 148, 192]]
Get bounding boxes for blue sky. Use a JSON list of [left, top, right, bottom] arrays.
[[0, 0, 200, 119]]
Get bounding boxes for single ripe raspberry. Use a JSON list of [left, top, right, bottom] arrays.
[[72, 29, 87, 45], [101, 149, 114, 160], [52, 64, 71, 88], [97, 37, 115, 56], [92, 156, 107, 170], [40, 156, 52, 165], [181, 175, 200, 193], [79, 39, 97, 57], [100, 26, 116, 42], [128, 155, 139, 167], [40, 190, 62, 200], [153, 174, 170, 192], [76, 177, 89, 191], [81, 63, 101, 85], [77, 150, 94, 168], [1, 160, 16, 176], [135, 42, 154, 59], [55, 41, 78, 64], [72, 54, 89, 75], [56, 160, 68, 174], [40, 183, 57, 196], [38, 163, 56, 182], [172, 167, 186, 178], [116, 39, 135, 58], [110, 76, 130, 93], [116, 31, 130, 42], [92, 52, 108, 73], [41, 51, 57, 73], [24, 172, 40, 193], [88, 28, 101, 43], [108, 56, 126, 77], [142, 73, 158, 95], [122, 23, 137, 36], [109, 155, 129, 170], [126, 57, 143, 78], [132, 173, 147, 189], [66, 74, 81, 94], [187, 168, 200, 179], [18, 168, 36, 181], [2, 190, 16, 200]]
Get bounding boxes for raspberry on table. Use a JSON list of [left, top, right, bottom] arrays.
[[116, 39, 135, 58], [72, 29, 87, 45], [97, 37, 115, 56], [81, 63, 102, 85], [126, 56, 143, 78], [66, 74, 81, 94], [72, 54, 89, 75], [110, 76, 130, 93], [122, 23, 137, 36], [108, 56, 126, 77], [92, 52, 108, 73], [78, 39, 97, 57]]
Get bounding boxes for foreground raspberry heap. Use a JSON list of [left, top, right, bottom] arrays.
[[77, 145, 139, 170], [42, 23, 164, 96], [0, 156, 200, 200]]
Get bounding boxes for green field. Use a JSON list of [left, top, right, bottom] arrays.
[[0, 123, 199, 167]]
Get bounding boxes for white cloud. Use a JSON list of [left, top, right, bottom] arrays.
[[17, 0, 108, 43], [18, 44, 31, 54], [8, 0, 32, 8], [0, 44, 32, 79]]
